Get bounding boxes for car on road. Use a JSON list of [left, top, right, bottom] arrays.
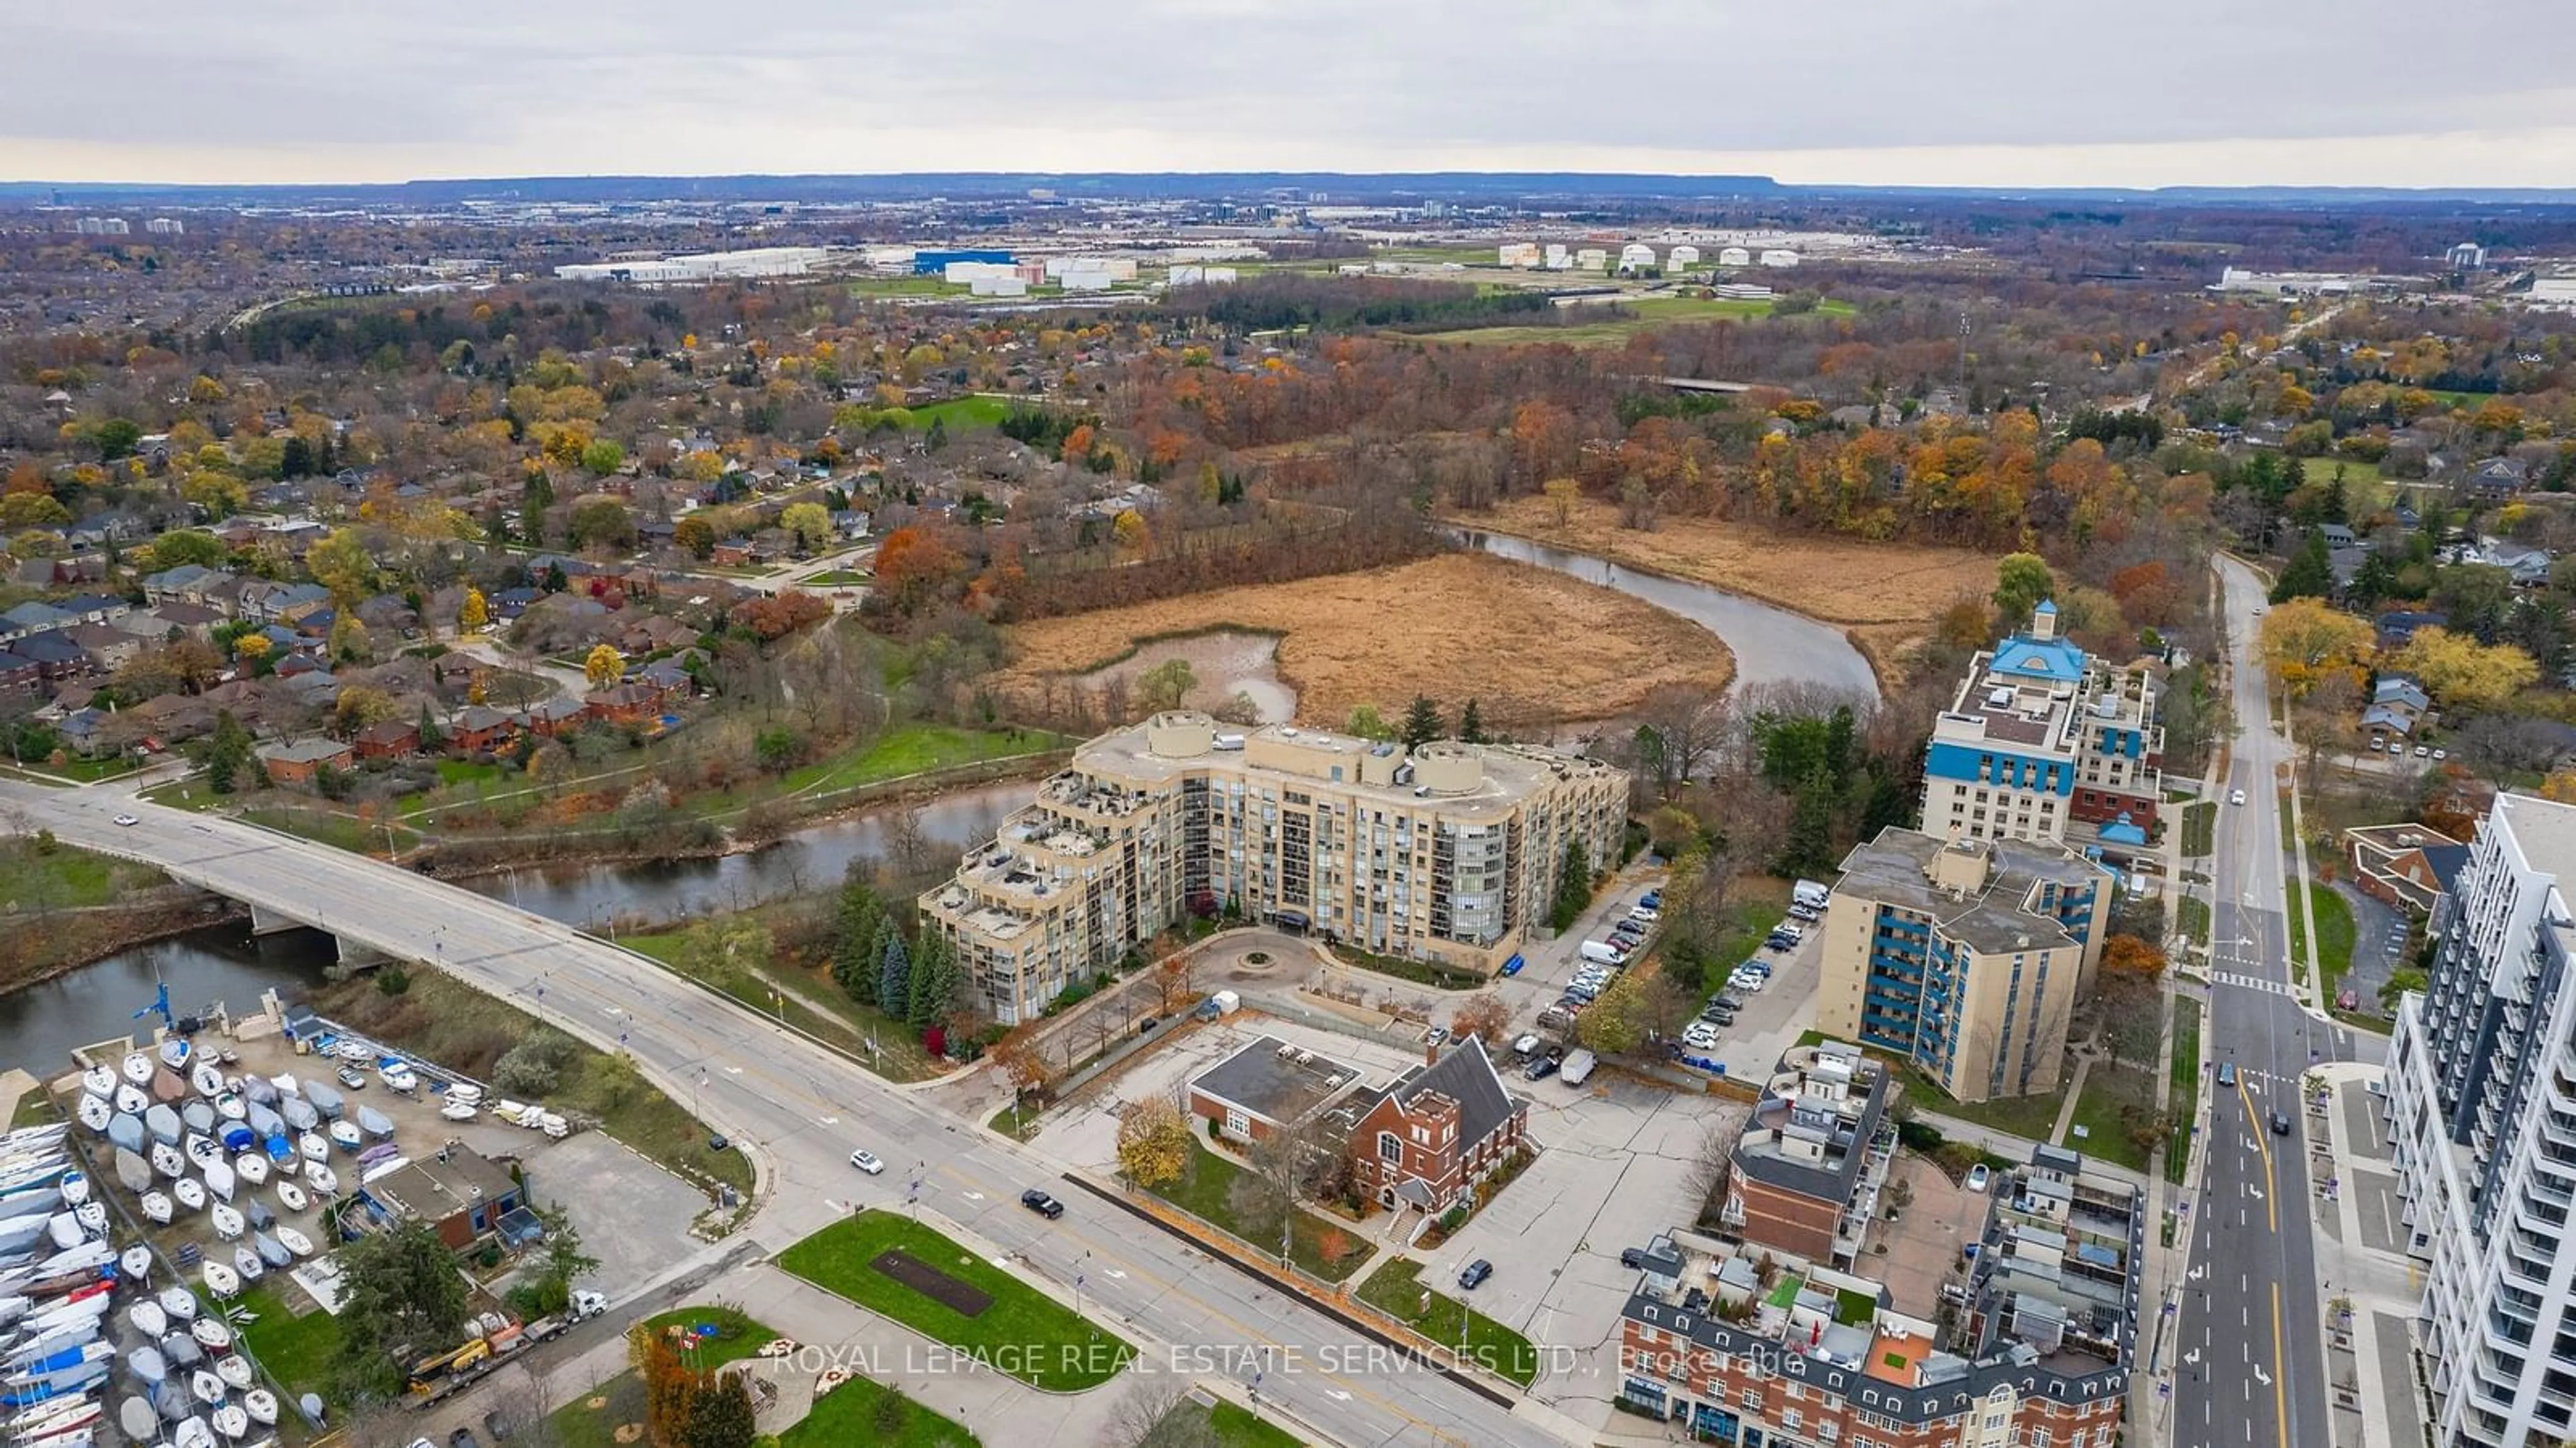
[[1021, 1188, 1065, 1219], [1457, 1259, 1493, 1290], [849, 1149, 884, 1174], [1965, 1164, 1990, 1193], [1136, 1015, 1161, 1037], [2216, 1062, 2237, 1087], [335, 1066, 368, 1091], [2270, 1110, 2292, 1136], [2230, 788, 2247, 805], [112, 813, 139, 827]]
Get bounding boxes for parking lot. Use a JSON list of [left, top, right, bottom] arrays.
[[1415, 1069, 1746, 1427]]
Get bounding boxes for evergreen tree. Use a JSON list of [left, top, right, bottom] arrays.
[[2270, 529, 2336, 604], [877, 933, 912, 1017], [685, 1370, 758, 1448], [1780, 776, 1838, 876], [833, 882, 885, 1005], [520, 469, 555, 546], [1459, 698, 1486, 744], [906, 931, 957, 1027], [1549, 838, 1593, 932], [1401, 694, 1445, 751], [924, 416, 949, 453], [205, 710, 253, 794]]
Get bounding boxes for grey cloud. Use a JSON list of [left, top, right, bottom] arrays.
[[3, 0, 2569, 177]]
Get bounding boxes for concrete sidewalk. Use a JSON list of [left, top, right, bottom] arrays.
[[2302, 1061, 2425, 1448]]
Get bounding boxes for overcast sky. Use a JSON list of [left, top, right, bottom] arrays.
[[8, 0, 2573, 188]]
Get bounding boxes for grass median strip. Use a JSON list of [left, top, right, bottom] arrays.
[[777, 1210, 1133, 1391], [1354, 1259, 1540, 1388], [2168, 996, 2201, 1184]]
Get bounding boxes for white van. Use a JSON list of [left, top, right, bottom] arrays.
[[1559, 1049, 1599, 1086], [1580, 940, 1627, 966], [1792, 879, 1832, 911]]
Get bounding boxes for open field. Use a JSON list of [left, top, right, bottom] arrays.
[[995, 552, 1733, 728], [2065, 1062, 2159, 1173], [1456, 495, 1998, 676], [1421, 293, 1854, 347], [0, 839, 165, 909], [777, 1210, 1133, 1391]]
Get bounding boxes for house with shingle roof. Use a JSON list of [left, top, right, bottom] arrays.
[[1336, 1038, 1529, 1216]]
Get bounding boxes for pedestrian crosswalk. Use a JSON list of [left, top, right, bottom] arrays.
[[2212, 970, 2295, 997]]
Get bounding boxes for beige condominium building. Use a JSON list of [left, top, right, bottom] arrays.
[[1815, 828, 2112, 1103], [920, 711, 1629, 1025]]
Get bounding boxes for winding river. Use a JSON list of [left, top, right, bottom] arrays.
[[6, 537, 1875, 1067]]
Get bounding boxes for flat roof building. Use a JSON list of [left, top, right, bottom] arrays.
[[1817, 829, 2112, 1102], [1187, 1035, 1367, 1143], [1619, 1144, 2140, 1448], [1923, 601, 2164, 849], [1719, 1043, 1894, 1268], [920, 712, 1627, 1024]]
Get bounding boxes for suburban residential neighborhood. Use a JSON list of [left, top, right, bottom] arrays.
[[5, 140, 2576, 1448]]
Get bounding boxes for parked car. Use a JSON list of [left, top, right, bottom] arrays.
[[1458, 1259, 1493, 1290], [1629, 906, 1660, 923], [1021, 1189, 1065, 1219], [1714, 994, 1745, 1012], [1739, 960, 1772, 979], [1965, 1163, 1990, 1193], [1638, 890, 1662, 911], [1523, 1055, 1559, 1082], [1682, 1027, 1721, 1050], [850, 1149, 885, 1174], [1512, 1033, 1542, 1057], [1620, 1247, 1648, 1269], [335, 1066, 368, 1090]]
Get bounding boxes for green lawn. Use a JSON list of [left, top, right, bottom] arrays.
[[784, 722, 1057, 795], [1146, 1140, 1377, 1283], [2176, 897, 2212, 951], [1156, 1400, 1303, 1448], [776, 1210, 1133, 1392], [987, 1101, 1040, 1141], [850, 276, 967, 298], [10, 755, 140, 784], [2064, 1062, 2159, 1173], [806, 570, 871, 586], [234, 1286, 343, 1401], [621, 921, 943, 1083], [639, 1304, 778, 1370], [2181, 801, 2216, 858], [1354, 1259, 1540, 1388], [786, 1374, 981, 1448], [1427, 294, 1851, 348], [2168, 996, 2202, 1184], [0, 839, 164, 910], [899, 395, 1014, 431], [549, 1368, 644, 1448], [2309, 880, 2357, 1002]]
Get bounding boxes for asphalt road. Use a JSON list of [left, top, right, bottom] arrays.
[[0, 781, 1573, 1448], [2174, 558, 2364, 1448]]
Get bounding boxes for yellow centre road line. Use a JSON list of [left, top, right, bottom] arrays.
[[2240, 1078, 2277, 1233], [2271, 1282, 2289, 1448]]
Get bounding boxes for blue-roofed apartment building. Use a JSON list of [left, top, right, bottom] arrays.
[[1920, 601, 2164, 851], [1816, 829, 2112, 1103]]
